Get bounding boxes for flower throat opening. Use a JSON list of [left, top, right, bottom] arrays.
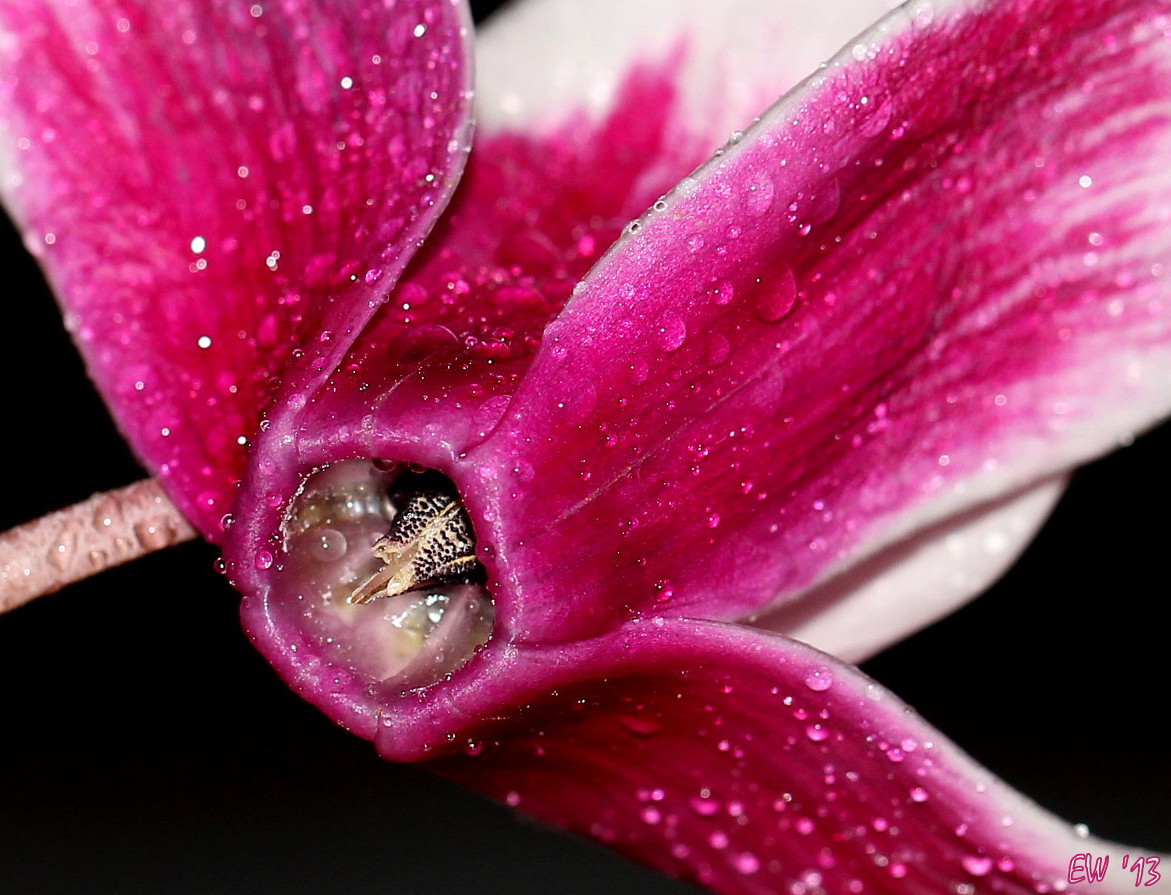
[[274, 460, 493, 691]]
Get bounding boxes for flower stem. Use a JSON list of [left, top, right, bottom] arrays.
[[0, 479, 196, 613]]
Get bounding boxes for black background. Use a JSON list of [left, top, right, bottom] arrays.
[[1, 1, 1167, 892]]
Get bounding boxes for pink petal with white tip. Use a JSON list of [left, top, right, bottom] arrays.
[[476, 0, 902, 139], [467, 0, 1171, 650], [0, 0, 472, 535]]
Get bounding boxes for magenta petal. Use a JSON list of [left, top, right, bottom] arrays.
[[0, 0, 472, 535], [233, 0, 1171, 727], [414, 619, 1160, 895], [228, 61, 717, 734], [470, 0, 1171, 643], [226, 58, 699, 581]]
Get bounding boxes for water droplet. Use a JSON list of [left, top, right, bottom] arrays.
[[254, 549, 274, 571], [618, 715, 662, 736], [690, 796, 722, 817], [756, 266, 797, 322], [805, 724, 829, 742], [659, 316, 687, 352], [909, 786, 930, 803], [562, 383, 598, 424], [733, 853, 761, 875], [746, 180, 775, 216], [308, 528, 347, 562], [133, 520, 173, 551], [804, 666, 833, 691], [860, 97, 892, 137], [962, 856, 994, 877], [627, 359, 650, 385], [392, 323, 459, 362], [705, 334, 730, 366], [910, 1, 934, 29], [713, 280, 735, 306], [464, 396, 511, 450], [809, 178, 841, 226]]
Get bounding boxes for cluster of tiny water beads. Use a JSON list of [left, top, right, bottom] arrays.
[[272, 461, 493, 690]]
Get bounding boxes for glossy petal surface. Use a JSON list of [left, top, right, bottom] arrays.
[[237, 0, 1171, 717], [229, 0, 918, 598], [230, 0, 1171, 885], [472, 0, 1171, 644], [2, 0, 1167, 886], [231, 66, 714, 733], [0, 0, 472, 535], [426, 618, 1161, 895]]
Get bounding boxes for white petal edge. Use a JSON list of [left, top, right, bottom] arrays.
[[480, 0, 1171, 658], [476, 0, 902, 137], [758, 477, 1067, 662]]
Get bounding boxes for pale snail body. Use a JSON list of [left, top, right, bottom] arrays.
[[274, 461, 491, 689]]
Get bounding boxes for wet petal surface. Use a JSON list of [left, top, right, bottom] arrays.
[[472, 0, 1171, 647], [235, 0, 1171, 738], [0, 0, 473, 534], [424, 618, 1162, 895]]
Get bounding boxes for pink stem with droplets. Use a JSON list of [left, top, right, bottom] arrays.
[[0, 479, 196, 613]]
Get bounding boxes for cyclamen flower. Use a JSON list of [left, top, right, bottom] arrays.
[[1, 0, 1168, 892]]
